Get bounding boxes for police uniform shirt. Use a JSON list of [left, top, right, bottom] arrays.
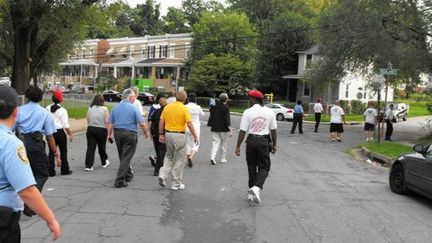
[[363, 108, 378, 124], [330, 105, 345, 124], [385, 108, 394, 120], [240, 104, 277, 135], [109, 101, 143, 133], [16, 101, 57, 135], [0, 124, 36, 210], [293, 104, 304, 114]]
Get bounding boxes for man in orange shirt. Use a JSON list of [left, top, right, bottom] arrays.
[[158, 90, 199, 190]]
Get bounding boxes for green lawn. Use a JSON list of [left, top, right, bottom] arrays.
[[40, 99, 113, 119], [360, 142, 413, 159], [304, 114, 364, 122], [395, 99, 430, 117]]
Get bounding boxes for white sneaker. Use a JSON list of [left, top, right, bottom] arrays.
[[85, 167, 94, 171], [220, 160, 227, 164], [248, 186, 261, 203], [158, 176, 166, 187], [101, 160, 110, 168], [247, 194, 255, 202], [171, 184, 186, 190]]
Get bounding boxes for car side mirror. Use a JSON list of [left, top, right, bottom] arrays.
[[413, 144, 424, 154]]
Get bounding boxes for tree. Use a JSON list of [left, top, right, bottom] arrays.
[[255, 12, 314, 95], [187, 53, 254, 95], [191, 12, 257, 63], [182, 0, 207, 27], [2, 0, 99, 94], [131, 0, 163, 36], [163, 7, 190, 34], [305, 0, 432, 98]]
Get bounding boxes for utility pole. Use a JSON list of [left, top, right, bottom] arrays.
[[379, 62, 398, 143]]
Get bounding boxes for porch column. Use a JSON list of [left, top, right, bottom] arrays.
[[151, 66, 156, 79], [80, 64, 83, 84], [131, 65, 136, 80], [176, 66, 181, 91], [113, 66, 117, 78]]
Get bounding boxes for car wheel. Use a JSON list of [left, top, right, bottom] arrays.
[[389, 163, 407, 194], [276, 113, 284, 121]]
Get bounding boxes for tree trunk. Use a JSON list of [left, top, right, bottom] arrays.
[[11, 26, 31, 94]]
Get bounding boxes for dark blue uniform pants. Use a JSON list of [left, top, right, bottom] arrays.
[[291, 113, 303, 133], [0, 211, 21, 243], [246, 135, 271, 190], [152, 135, 166, 175]]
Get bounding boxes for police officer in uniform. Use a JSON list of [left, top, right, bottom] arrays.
[[0, 86, 61, 242], [15, 85, 61, 216], [235, 90, 277, 204]]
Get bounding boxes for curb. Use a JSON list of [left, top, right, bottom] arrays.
[[360, 146, 393, 167]]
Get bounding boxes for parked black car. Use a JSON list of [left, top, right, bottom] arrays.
[[389, 143, 432, 199], [137, 92, 154, 105], [103, 90, 122, 102]]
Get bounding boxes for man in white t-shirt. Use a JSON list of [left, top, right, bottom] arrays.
[[313, 98, 324, 132], [363, 102, 378, 141], [330, 100, 346, 142], [130, 86, 144, 117], [235, 90, 277, 204]]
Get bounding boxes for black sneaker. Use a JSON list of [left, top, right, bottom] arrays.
[[61, 170, 73, 175], [125, 174, 134, 182], [149, 156, 156, 167], [114, 180, 128, 188], [337, 138, 342, 142], [49, 171, 56, 177], [210, 159, 216, 165], [188, 158, 193, 168]]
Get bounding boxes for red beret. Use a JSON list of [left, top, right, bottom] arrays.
[[247, 90, 264, 99], [53, 89, 63, 103]]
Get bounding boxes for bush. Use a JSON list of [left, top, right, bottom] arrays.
[[340, 100, 350, 113], [350, 100, 366, 115]]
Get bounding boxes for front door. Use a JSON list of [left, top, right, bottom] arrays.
[[288, 79, 298, 102]]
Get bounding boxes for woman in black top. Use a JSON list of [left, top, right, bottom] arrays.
[[149, 97, 167, 176]]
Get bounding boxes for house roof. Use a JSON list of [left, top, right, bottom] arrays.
[[296, 45, 319, 54], [100, 58, 186, 67]]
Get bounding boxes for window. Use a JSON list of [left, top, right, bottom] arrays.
[[141, 46, 146, 59], [74, 50, 78, 60], [82, 49, 86, 60], [303, 83, 311, 97], [160, 45, 168, 58], [306, 54, 313, 68], [148, 46, 156, 58], [345, 84, 350, 98], [169, 44, 176, 58], [90, 48, 94, 60], [185, 43, 191, 58], [130, 46, 135, 58]]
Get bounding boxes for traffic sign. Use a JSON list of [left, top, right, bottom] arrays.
[[379, 68, 398, 75]]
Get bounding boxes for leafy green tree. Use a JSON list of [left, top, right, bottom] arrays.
[[2, 0, 99, 94], [187, 53, 254, 95], [182, 0, 207, 27], [163, 7, 190, 34], [305, 0, 432, 99], [191, 12, 257, 63], [132, 0, 164, 36], [256, 12, 314, 95]]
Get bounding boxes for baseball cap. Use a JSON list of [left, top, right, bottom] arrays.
[[0, 86, 18, 107], [53, 89, 63, 103], [247, 90, 264, 99]]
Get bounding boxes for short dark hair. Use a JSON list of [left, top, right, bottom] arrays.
[[0, 86, 18, 119], [90, 94, 105, 107], [297, 100, 302, 105], [188, 93, 196, 103], [25, 85, 43, 102]]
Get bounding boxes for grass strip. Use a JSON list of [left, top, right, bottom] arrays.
[[360, 142, 413, 159]]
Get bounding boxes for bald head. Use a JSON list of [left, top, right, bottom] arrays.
[[176, 90, 187, 103]]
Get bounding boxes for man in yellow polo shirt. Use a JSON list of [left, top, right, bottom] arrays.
[[158, 90, 199, 190]]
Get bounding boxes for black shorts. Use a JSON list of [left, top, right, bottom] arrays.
[[330, 123, 344, 133], [364, 123, 375, 131]]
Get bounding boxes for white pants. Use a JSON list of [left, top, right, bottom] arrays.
[[186, 122, 200, 155], [211, 132, 228, 162]]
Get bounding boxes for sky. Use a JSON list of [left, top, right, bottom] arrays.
[[119, 0, 226, 15]]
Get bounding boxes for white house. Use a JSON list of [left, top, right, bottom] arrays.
[[283, 45, 394, 104]]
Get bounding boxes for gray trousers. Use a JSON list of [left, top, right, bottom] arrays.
[[159, 132, 187, 187], [114, 129, 137, 180]]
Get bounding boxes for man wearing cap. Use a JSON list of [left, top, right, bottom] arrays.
[[157, 90, 199, 191], [108, 88, 150, 188], [15, 85, 61, 216], [0, 86, 61, 241], [235, 90, 277, 204]]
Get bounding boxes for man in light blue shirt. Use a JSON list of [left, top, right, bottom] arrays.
[[291, 100, 304, 134], [15, 85, 61, 216], [108, 88, 150, 188], [0, 86, 61, 241]]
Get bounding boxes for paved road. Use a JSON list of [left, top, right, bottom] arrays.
[[22, 115, 432, 242]]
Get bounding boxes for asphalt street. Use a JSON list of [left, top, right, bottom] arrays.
[[21, 114, 432, 243]]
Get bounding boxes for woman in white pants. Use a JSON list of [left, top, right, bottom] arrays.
[[207, 93, 232, 165], [186, 93, 204, 167]]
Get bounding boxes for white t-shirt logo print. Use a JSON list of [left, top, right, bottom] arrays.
[[250, 116, 266, 133]]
